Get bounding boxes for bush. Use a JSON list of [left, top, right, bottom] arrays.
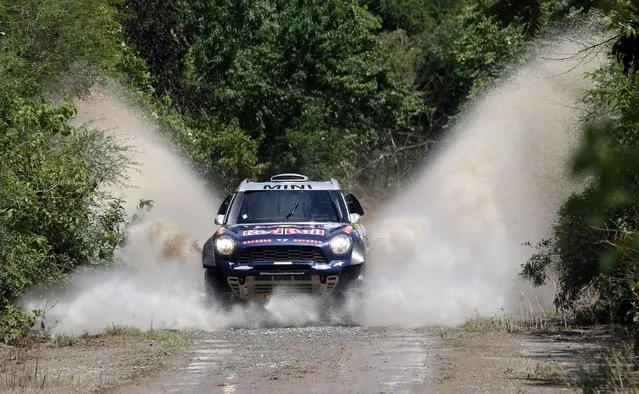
[[0, 101, 130, 314], [521, 6, 639, 322], [0, 0, 121, 97], [0, 306, 42, 346]]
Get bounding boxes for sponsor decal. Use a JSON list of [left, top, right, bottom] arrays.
[[353, 223, 368, 238], [243, 228, 325, 236], [262, 184, 313, 190], [286, 228, 325, 235], [259, 271, 306, 276], [293, 238, 322, 244], [215, 227, 225, 236], [244, 228, 282, 236], [242, 239, 272, 245], [250, 224, 322, 229], [342, 225, 353, 235], [353, 223, 365, 232]]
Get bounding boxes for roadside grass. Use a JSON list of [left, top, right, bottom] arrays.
[[524, 360, 570, 386], [51, 334, 76, 347], [574, 341, 639, 392], [0, 343, 90, 393], [458, 309, 568, 334], [0, 371, 87, 393], [517, 340, 639, 392], [0, 325, 189, 392], [100, 324, 188, 356], [430, 306, 572, 338], [48, 325, 187, 354], [433, 304, 639, 393]]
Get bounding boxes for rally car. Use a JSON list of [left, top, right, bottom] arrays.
[[202, 173, 368, 308]]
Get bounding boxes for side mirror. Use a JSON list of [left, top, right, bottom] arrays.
[[215, 194, 233, 226], [345, 193, 365, 215], [349, 213, 361, 224]]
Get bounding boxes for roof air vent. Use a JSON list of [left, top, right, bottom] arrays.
[[270, 173, 309, 182]]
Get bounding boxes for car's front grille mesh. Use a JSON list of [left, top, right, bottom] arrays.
[[238, 246, 326, 264]]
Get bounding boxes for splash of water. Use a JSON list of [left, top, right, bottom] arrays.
[[22, 89, 328, 333], [362, 30, 603, 327], [22, 27, 603, 333]]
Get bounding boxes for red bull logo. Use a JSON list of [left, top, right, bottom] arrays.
[[243, 228, 325, 236]]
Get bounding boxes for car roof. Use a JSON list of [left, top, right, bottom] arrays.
[[236, 173, 342, 192]]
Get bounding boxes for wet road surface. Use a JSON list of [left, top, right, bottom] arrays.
[[118, 326, 438, 393]]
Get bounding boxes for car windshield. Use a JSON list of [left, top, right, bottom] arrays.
[[233, 190, 343, 224]]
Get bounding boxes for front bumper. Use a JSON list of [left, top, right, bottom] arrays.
[[207, 264, 364, 302], [228, 274, 340, 301]]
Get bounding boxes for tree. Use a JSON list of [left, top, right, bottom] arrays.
[[0, 101, 129, 310], [175, 0, 421, 186], [520, 2, 639, 323]]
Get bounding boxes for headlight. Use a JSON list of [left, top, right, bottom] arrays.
[[214, 235, 236, 255], [329, 234, 352, 254]]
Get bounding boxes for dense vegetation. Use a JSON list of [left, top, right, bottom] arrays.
[[0, 0, 131, 342], [120, 0, 525, 194], [2, 0, 639, 359], [520, 2, 639, 327]]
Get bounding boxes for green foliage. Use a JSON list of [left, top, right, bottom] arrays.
[[0, 306, 41, 346], [182, 0, 420, 182], [521, 5, 639, 323], [484, 0, 544, 35], [0, 101, 130, 315], [521, 192, 607, 311], [415, 3, 524, 132], [119, 0, 193, 99], [109, 0, 422, 192], [196, 118, 267, 193], [119, 0, 527, 194], [0, 0, 122, 97], [359, 0, 457, 34], [52, 333, 77, 347], [378, 30, 422, 87]]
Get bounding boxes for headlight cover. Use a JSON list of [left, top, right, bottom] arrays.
[[329, 234, 352, 255], [214, 235, 236, 255]]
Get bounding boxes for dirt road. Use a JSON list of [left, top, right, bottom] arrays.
[[112, 325, 603, 394], [1, 321, 606, 393]]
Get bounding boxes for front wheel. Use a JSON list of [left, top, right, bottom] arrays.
[[203, 268, 235, 310], [320, 280, 364, 326]]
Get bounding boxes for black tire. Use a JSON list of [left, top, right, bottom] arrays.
[[319, 280, 364, 326], [203, 268, 235, 310]]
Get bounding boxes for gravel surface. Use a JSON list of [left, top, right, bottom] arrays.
[[117, 326, 437, 394], [1, 325, 607, 393], [114, 325, 605, 394], [0, 333, 181, 393]]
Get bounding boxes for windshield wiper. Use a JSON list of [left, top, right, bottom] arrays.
[[284, 191, 303, 222]]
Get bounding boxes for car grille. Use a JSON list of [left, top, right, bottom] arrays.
[[238, 246, 326, 264], [227, 275, 339, 298]]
